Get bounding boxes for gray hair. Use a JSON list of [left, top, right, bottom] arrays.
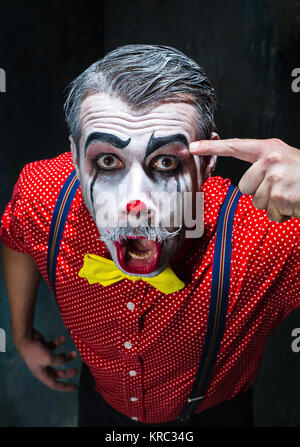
[[64, 44, 216, 148]]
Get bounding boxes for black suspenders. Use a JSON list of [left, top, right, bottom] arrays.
[[180, 183, 242, 421], [46, 171, 242, 422]]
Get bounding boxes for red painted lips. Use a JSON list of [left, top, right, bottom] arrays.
[[113, 236, 162, 274]]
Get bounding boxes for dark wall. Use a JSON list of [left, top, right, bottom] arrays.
[[103, 0, 300, 184], [0, 0, 105, 427], [0, 0, 300, 426]]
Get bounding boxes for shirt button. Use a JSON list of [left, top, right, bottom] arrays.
[[126, 302, 135, 311], [124, 341, 132, 349], [129, 370, 137, 377], [130, 397, 138, 402], [131, 416, 139, 421]]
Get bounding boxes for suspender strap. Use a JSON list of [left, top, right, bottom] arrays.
[[179, 183, 242, 421], [47, 169, 79, 296]]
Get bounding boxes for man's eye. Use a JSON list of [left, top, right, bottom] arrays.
[[151, 155, 180, 172], [95, 154, 124, 170]]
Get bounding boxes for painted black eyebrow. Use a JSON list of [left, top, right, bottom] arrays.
[[84, 132, 131, 156], [145, 132, 189, 158]]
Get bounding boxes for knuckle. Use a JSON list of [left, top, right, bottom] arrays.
[[264, 150, 283, 165], [267, 171, 283, 184], [268, 138, 282, 146]]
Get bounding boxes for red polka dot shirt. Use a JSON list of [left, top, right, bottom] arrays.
[[1, 151, 300, 424]]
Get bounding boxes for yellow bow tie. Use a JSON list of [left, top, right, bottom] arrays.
[[78, 253, 185, 295]]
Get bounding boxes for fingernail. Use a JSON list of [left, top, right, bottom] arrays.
[[189, 142, 200, 151]]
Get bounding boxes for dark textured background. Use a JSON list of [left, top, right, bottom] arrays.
[[0, 0, 300, 426]]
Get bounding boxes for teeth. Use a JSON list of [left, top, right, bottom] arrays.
[[128, 250, 152, 260]]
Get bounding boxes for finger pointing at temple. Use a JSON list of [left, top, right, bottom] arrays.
[[189, 138, 287, 164]]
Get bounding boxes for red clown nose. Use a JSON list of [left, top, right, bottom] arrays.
[[126, 200, 147, 215]]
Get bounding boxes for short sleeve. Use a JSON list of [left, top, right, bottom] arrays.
[[0, 169, 28, 253]]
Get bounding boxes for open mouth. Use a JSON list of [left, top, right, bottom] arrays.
[[113, 237, 162, 275]]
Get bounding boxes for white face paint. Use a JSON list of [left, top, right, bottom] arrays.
[[70, 92, 215, 277]]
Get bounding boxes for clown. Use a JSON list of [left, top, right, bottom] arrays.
[[65, 49, 217, 279], [1, 44, 300, 427]]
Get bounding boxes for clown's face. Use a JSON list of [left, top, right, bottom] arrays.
[[70, 93, 215, 277]]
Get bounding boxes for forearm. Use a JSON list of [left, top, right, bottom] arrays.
[[1, 244, 41, 347]]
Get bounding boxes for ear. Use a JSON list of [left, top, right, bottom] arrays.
[[201, 132, 219, 182], [69, 135, 80, 181]]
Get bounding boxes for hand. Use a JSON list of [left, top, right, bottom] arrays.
[[16, 329, 78, 391], [190, 138, 300, 222]]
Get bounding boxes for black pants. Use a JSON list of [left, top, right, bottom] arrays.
[[78, 362, 253, 427]]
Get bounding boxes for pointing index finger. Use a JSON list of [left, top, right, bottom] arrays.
[[189, 138, 265, 164]]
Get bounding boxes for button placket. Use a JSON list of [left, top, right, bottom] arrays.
[[120, 282, 146, 422], [123, 356, 145, 422]]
